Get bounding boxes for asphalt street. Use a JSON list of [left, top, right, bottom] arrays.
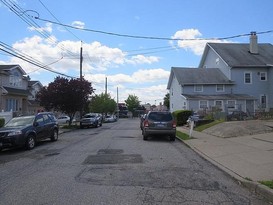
[[0, 119, 270, 204]]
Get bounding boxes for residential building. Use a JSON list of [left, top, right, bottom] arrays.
[[167, 32, 273, 116], [0, 64, 43, 116]]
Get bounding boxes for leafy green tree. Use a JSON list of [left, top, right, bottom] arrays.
[[89, 93, 116, 115], [164, 93, 170, 109], [125, 94, 140, 113], [36, 76, 93, 125]]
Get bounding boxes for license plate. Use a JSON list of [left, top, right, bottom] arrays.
[[157, 124, 166, 127]]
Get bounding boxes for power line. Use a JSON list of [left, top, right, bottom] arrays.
[[30, 14, 273, 41], [38, 0, 82, 41], [0, 41, 75, 78]]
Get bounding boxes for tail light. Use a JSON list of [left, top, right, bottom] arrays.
[[144, 120, 149, 127], [172, 121, 177, 128]]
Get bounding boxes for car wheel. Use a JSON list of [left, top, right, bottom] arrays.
[[170, 135, 176, 141], [51, 129, 58, 141], [25, 135, 36, 150], [143, 133, 148, 140]]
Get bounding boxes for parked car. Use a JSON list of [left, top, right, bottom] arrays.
[[0, 112, 59, 151], [227, 111, 248, 121], [57, 116, 70, 124], [140, 114, 147, 130], [80, 113, 102, 128], [104, 115, 117, 123], [142, 111, 176, 141]]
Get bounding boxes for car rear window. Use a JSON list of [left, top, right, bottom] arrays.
[[148, 112, 173, 121]]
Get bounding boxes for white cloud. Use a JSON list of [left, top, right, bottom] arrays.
[[171, 29, 232, 55], [71, 21, 85, 29], [127, 55, 159, 64], [28, 22, 53, 34]]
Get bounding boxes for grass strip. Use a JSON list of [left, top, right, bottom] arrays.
[[259, 180, 273, 189], [194, 120, 225, 132], [176, 130, 191, 140]]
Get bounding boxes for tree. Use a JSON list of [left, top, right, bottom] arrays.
[[89, 93, 117, 114], [125, 94, 140, 113], [163, 93, 170, 109], [36, 76, 93, 125]]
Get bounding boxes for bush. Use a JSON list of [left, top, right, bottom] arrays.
[[0, 118, 5, 127], [172, 110, 192, 126]]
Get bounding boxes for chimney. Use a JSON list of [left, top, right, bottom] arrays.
[[249, 31, 258, 54]]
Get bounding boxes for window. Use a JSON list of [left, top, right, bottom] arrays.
[[194, 85, 203, 92], [227, 100, 236, 109], [199, 100, 208, 109], [5, 99, 19, 111], [261, 95, 266, 108], [215, 100, 223, 109], [9, 71, 22, 87], [260, 72, 267, 81], [216, 84, 224, 92], [244, 72, 252, 84]]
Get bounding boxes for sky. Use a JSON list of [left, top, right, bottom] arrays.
[[0, 0, 273, 105]]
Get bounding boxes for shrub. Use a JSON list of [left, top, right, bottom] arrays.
[[172, 110, 192, 126], [0, 118, 5, 127]]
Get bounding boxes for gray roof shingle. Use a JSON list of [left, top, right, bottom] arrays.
[[171, 67, 233, 85], [208, 43, 273, 67]]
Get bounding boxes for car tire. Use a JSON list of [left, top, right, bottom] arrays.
[[170, 135, 176, 141], [143, 134, 148, 140], [51, 129, 58, 141], [25, 135, 36, 150]]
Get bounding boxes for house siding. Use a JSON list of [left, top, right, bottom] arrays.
[[200, 48, 231, 79], [169, 75, 186, 112]]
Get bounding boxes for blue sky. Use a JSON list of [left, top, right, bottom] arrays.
[[0, 0, 272, 105]]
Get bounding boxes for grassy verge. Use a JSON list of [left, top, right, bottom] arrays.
[[259, 180, 273, 189], [176, 130, 191, 140], [194, 119, 224, 132]]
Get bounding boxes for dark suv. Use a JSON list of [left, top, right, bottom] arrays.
[[142, 111, 176, 141], [0, 112, 59, 151]]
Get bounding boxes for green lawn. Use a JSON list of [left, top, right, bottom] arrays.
[[259, 180, 273, 189]]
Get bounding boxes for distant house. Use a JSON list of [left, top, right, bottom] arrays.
[[167, 32, 273, 116], [0, 64, 43, 116]]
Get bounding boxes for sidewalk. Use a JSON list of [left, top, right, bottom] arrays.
[[177, 126, 273, 202]]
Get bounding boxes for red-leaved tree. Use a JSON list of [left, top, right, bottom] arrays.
[[36, 76, 94, 125]]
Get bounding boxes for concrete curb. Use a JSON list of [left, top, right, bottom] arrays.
[[176, 135, 273, 203]]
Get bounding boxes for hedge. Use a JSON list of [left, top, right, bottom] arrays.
[[172, 110, 192, 126]]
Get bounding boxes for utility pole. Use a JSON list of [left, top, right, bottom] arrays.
[[105, 77, 107, 95], [117, 87, 119, 119], [80, 41, 83, 81]]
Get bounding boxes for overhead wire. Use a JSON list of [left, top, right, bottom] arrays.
[[0, 41, 74, 78]]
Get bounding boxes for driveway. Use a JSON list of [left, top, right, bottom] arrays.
[[203, 120, 273, 138]]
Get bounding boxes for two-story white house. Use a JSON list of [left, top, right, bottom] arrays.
[[167, 32, 273, 116], [0, 64, 43, 116]]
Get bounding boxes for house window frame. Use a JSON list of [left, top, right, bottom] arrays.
[[199, 100, 208, 109], [260, 95, 267, 108], [216, 84, 225, 92], [227, 100, 236, 109], [215, 100, 223, 110], [260, 72, 267, 81], [194, 85, 203, 92], [244, 72, 252, 84]]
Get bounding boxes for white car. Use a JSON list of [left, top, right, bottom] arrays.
[[104, 115, 117, 123], [57, 116, 70, 124]]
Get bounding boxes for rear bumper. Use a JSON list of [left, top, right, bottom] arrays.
[[143, 128, 176, 136]]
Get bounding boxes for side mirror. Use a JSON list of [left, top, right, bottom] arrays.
[[33, 122, 39, 127]]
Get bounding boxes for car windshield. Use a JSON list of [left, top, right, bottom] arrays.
[[5, 116, 35, 127], [84, 114, 96, 118], [148, 112, 172, 121]]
